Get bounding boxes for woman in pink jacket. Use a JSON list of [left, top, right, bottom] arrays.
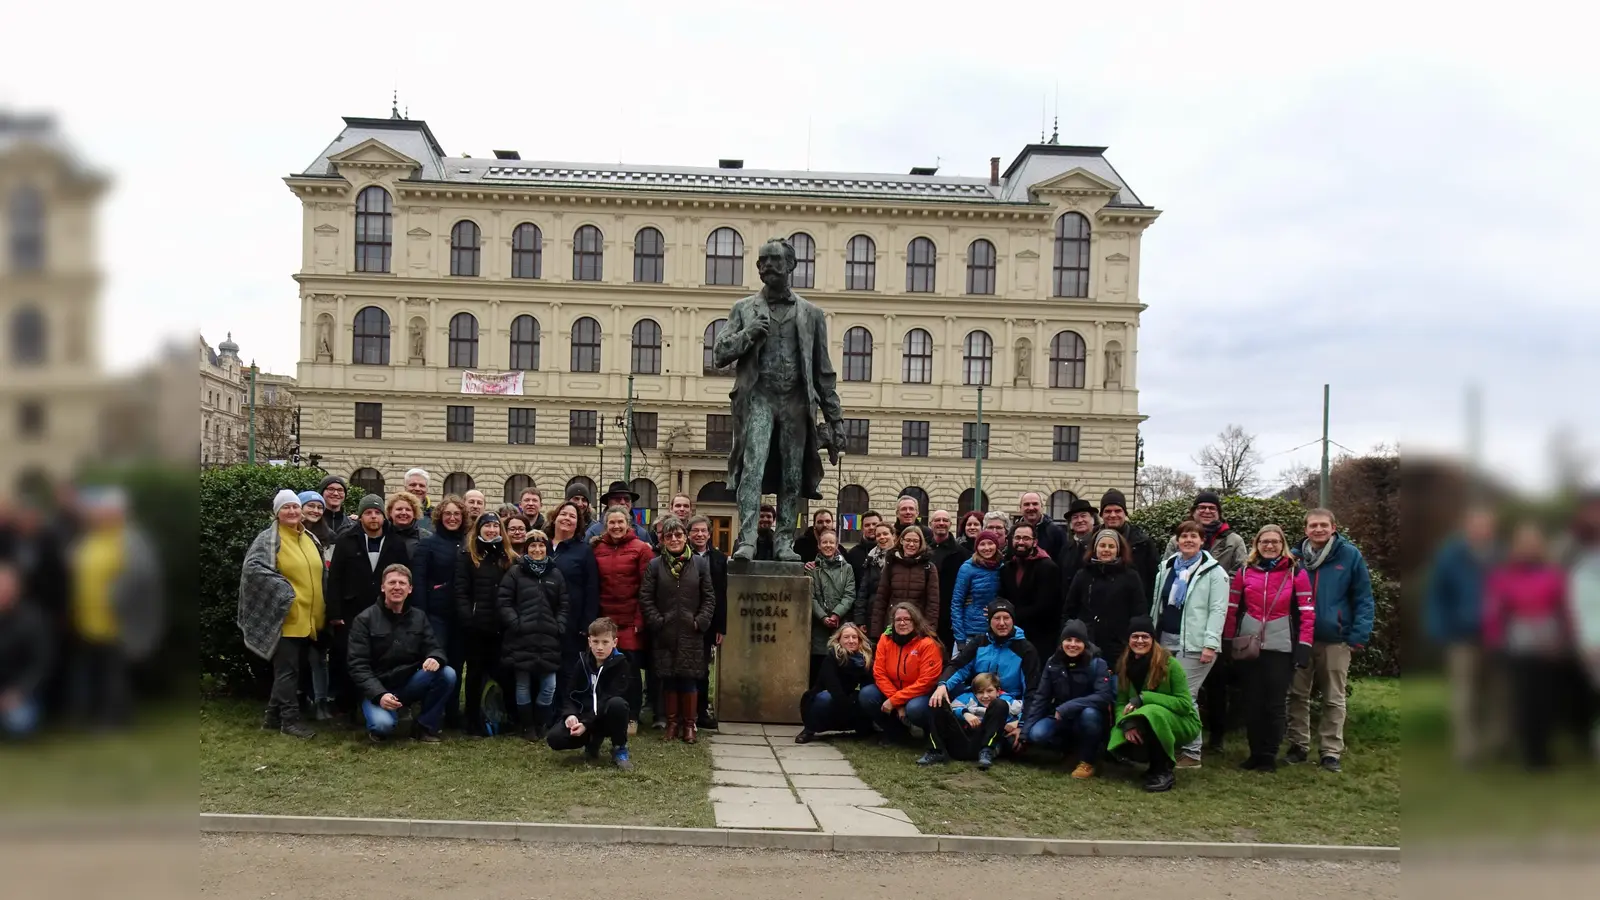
[[1484, 522, 1570, 770], [1224, 524, 1314, 772]]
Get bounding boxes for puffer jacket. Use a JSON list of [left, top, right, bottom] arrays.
[[950, 557, 1003, 646], [1063, 558, 1146, 665], [1149, 550, 1231, 655], [1295, 534, 1375, 646], [497, 558, 570, 674], [942, 626, 1042, 700], [346, 602, 446, 700], [1022, 642, 1115, 733], [411, 524, 467, 622], [872, 548, 940, 638], [809, 554, 857, 655], [1223, 556, 1314, 653], [591, 531, 654, 651], [637, 550, 716, 678], [453, 542, 510, 634]]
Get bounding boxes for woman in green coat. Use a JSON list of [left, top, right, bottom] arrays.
[[1108, 616, 1201, 792], [809, 530, 857, 685]]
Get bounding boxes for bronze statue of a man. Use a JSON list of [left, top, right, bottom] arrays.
[[713, 237, 845, 561]]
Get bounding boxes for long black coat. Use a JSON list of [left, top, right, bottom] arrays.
[[410, 525, 466, 622], [1115, 524, 1160, 601], [453, 545, 510, 634], [1063, 559, 1147, 665], [497, 561, 570, 675], [346, 602, 446, 700], [999, 551, 1064, 646], [638, 554, 716, 679], [696, 546, 730, 637], [929, 535, 965, 647], [327, 527, 412, 623]]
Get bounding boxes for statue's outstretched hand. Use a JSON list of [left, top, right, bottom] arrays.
[[826, 423, 845, 465]]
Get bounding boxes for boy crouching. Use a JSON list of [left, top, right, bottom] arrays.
[[548, 617, 636, 770], [921, 672, 1022, 771]]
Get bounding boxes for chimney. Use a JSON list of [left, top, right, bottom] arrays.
[[989, 157, 1000, 186], [719, 159, 744, 169]]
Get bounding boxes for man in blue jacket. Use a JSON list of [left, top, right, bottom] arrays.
[[928, 600, 1042, 766], [1287, 508, 1375, 773], [1424, 507, 1503, 766]]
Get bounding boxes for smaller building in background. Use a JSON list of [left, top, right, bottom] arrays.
[[200, 332, 296, 466]]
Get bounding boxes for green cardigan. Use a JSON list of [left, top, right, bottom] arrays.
[[1107, 656, 1202, 762]]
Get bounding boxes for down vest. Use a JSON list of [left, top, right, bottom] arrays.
[[872, 548, 940, 638], [592, 531, 654, 651], [498, 559, 570, 675]]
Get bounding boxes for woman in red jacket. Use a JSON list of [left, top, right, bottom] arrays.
[[858, 602, 944, 741], [591, 506, 654, 731], [1224, 524, 1314, 772], [1484, 522, 1571, 770]]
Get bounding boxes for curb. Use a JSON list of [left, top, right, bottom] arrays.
[[200, 813, 1399, 862]]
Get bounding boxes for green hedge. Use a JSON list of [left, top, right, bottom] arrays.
[[1130, 496, 1399, 678]]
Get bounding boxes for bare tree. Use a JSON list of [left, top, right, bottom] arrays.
[[1136, 465, 1199, 508], [1275, 461, 1318, 503], [236, 399, 297, 461], [1193, 424, 1264, 496]]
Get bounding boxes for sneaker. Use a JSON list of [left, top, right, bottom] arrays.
[[418, 730, 443, 744], [1284, 745, 1309, 765], [1143, 771, 1176, 793], [915, 750, 949, 766], [1071, 762, 1096, 780], [1175, 755, 1202, 770], [1320, 755, 1342, 773], [976, 748, 995, 771], [794, 729, 815, 744], [651, 719, 666, 730], [279, 720, 316, 740], [627, 720, 639, 737], [613, 747, 633, 771]]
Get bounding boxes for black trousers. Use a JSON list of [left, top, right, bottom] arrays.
[[1509, 656, 1561, 769], [328, 623, 354, 712], [267, 636, 308, 723], [462, 629, 504, 732], [621, 648, 648, 720], [69, 640, 130, 728], [546, 696, 631, 753], [1118, 717, 1174, 774], [1202, 655, 1234, 746], [696, 633, 716, 720], [929, 703, 1009, 760], [1239, 651, 1294, 760]]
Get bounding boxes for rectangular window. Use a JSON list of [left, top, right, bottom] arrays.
[[508, 408, 536, 445], [447, 405, 475, 443], [354, 402, 382, 440], [901, 420, 929, 457], [841, 418, 870, 456], [1053, 425, 1081, 463], [706, 414, 734, 453], [569, 409, 598, 446], [962, 422, 990, 459], [631, 411, 658, 449]]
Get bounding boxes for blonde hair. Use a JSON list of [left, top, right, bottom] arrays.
[[972, 672, 1001, 694], [385, 491, 419, 519], [827, 622, 874, 668], [1247, 524, 1292, 567]]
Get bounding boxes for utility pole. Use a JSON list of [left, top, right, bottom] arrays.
[[973, 385, 985, 509], [623, 374, 636, 481], [1465, 383, 1483, 504], [1319, 383, 1331, 509], [597, 417, 605, 488], [247, 362, 258, 465]]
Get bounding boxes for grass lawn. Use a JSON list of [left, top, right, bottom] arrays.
[[838, 678, 1400, 846], [0, 705, 193, 813], [200, 699, 714, 827]]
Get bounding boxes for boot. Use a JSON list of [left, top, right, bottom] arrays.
[[517, 703, 539, 742], [312, 699, 334, 722], [279, 715, 316, 740], [680, 690, 699, 744], [661, 690, 681, 741], [533, 703, 553, 742]]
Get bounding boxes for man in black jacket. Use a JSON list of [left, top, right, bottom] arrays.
[[1099, 489, 1157, 599], [792, 509, 835, 563], [998, 523, 1064, 647], [688, 516, 729, 731], [926, 509, 965, 649], [549, 617, 636, 769], [1056, 498, 1099, 596], [327, 494, 411, 715], [1017, 492, 1071, 564], [844, 511, 884, 582], [754, 504, 778, 561], [347, 565, 455, 742]]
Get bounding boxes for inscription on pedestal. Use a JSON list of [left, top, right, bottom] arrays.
[[717, 560, 811, 724]]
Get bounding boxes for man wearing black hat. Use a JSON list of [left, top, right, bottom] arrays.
[[1163, 491, 1248, 575], [1057, 497, 1100, 590], [583, 481, 656, 546], [1099, 489, 1158, 600]]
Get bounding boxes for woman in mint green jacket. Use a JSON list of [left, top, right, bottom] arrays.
[[1108, 616, 1201, 792], [1149, 519, 1231, 766]]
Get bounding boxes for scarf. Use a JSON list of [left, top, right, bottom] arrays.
[[1300, 537, 1337, 571], [662, 544, 691, 579], [521, 555, 550, 577], [867, 545, 889, 569], [1201, 520, 1225, 549], [973, 552, 1002, 571], [889, 629, 915, 647], [1170, 552, 1201, 609], [1126, 651, 1152, 694]]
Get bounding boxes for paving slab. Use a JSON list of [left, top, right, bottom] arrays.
[[796, 787, 889, 807], [713, 802, 818, 830], [762, 723, 803, 738], [777, 758, 856, 776], [709, 786, 799, 805], [785, 774, 872, 790], [809, 805, 923, 836], [715, 722, 766, 735], [712, 770, 790, 788], [711, 756, 784, 773], [772, 744, 847, 761], [709, 744, 777, 760], [706, 733, 771, 746]]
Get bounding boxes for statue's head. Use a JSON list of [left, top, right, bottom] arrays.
[[756, 238, 796, 289]]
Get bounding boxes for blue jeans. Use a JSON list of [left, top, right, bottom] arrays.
[[1026, 706, 1106, 764], [514, 670, 557, 707], [1, 697, 40, 737], [362, 665, 459, 736], [802, 689, 865, 733], [858, 685, 933, 735]]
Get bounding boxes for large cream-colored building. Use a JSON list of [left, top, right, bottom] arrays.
[[289, 113, 1157, 546]]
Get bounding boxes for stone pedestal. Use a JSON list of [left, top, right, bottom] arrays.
[[716, 560, 811, 724]]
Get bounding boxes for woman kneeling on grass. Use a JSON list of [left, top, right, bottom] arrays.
[[1108, 616, 1201, 792], [797, 622, 875, 743]]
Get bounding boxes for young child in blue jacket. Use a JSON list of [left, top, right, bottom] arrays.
[[920, 672, 1022, 771]]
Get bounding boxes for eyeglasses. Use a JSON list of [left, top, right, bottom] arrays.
[[1128, 634, 1153, 642]]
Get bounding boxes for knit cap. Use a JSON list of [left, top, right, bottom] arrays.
[[297, 491, 324, 507], [975, 529, 1005, 549], [987, 599, 1017, 621], [1192, 490, 1223, 511], [271, 489, 300, 514], [357, 494, 385, 514]]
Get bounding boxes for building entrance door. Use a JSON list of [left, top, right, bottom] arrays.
[[709, 516, 733, 556]]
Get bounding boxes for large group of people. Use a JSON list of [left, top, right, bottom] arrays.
[[235, 469, 1379, 790]]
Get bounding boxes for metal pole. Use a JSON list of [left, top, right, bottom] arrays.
[[623, 374, 635, 481], [1319, 383, 1331, 509], [597, 417, 605, 489], [974, 385, 984, 508], [247, 363, 258, 465], [1466, 383, 1483, 494]]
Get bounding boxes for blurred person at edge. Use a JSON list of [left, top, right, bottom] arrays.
[[1485, 522, 1574, 770], [403, 468, 434, 535], [0, 561, 52, 739], [1566, 492, 1600, 758], [1424, 506, 1508, 766], [412, 495, 469, 731], [237, 490, 325, 739], [69, 486, 162, 730]]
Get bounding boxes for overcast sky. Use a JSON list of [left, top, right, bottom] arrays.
[[4, 1, 1594, 491]]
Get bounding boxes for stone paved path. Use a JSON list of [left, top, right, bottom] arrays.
[[707, 724, 921, 836]]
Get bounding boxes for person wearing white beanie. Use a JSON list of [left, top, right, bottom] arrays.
[[238, 488, 327, 739], [272, 490, 301, 516]]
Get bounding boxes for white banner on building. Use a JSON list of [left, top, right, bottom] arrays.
[[460, 371, 525, 395]]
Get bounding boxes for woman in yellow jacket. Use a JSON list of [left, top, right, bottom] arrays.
[[238, 490, 326, 739]]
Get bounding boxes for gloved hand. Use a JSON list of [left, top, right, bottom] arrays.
[[1293, 643, 1312, 669]]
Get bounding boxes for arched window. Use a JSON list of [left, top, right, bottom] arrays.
[[958, 488, 991, 517], [906, 237, 936, 293], [631, 478, 658, 516], [845, 235, 876, 290], [350, 467, 385, 497], [838, 484, 870, 541], [696, 480, 736, 504], [1049, 490, 1078, 522], [1049, 330, 1087, 388], [353, 186, 392, 273], [10, 307, 46, 366], [842, 326, 873, 382], [9, 186, 45, 272], [1053, 212, 1090, 298], [352, 306, 390, 365], [963, 330, 993, 386], [631, 319, 662, 375], [901, 328, 933, 384], [633, 227, 665, 283], [966, 239, 996, 295], [566, 476, 597, 504], [509, 315, 540, 371], [570, 316, 602, 372], [573, 225, 604, 281], [504, 474, 534, 504], [790, 232, 816, 289], [443, 472, 474, 497], [703, 318, 732, 375], [705, 227, 744, 285], [450, 220, 481, 276], [512, 223, 542, 279], [899, 487, 929, 522], [448, 312, 479, 368]]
